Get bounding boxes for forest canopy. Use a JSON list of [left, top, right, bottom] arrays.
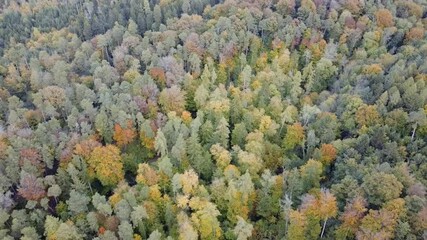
[[0, 0, 427, 239]]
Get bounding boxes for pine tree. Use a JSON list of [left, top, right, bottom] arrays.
[[186, 135, 213, 181], [154, 129, 168, 157], [66, 190, 90, 215], [213, 117, 230, 148]]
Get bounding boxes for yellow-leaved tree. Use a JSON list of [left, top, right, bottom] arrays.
[[189, 197, 222, 240], [287, 210, 307, 240], [283, 122, 305, 151], [88, 145, 124, 187]]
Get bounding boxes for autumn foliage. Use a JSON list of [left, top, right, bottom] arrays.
[[19, 148, 44, 171], [283, 123, 305, 150], [74, 137, 102, 159], [319, 144, 337, 166], [149, 67, 166, 87], [375, 9, 394, 28], [336, 197, 367, 238], [113, 120, 137, 147], [18, 172, 46, 201], [88, 145, 124, 187], [355, 105, 381, 127], [405, 27, 424, 42], [0, 0, 426, 239]]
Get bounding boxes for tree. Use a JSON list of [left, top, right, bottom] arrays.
[[238, 65, 252, 89], [318, 189, 338, 238], [233, 216, 253, 240], [300, 159, 323, 191], [405, 27, 424, 42], [231, 123, 248, 148], [88, 145, 124, 187], [363, 64, 383, 75], [21, 227, 40, 240], [92, 193, 113, 216], [194, 84, 209, 109], [305, 58, 337, 93], [355, 105, 381, 127], [136, 163, 159, 186], [149, 67, 166, 87], [210, 144, 231, 170], [172, 169, 199, 196], [189, 198, 222, 239], [182, 0, 191, 14], [335, 196, 368, 239], [287, 210, 307, 240], [159, 86, 186, 115], [413, 206, 427, 234], [283, 123, 305, 151], [18, 172, 45, 201], [153, 5, 162, 29], [177, 211, 198, 240], [375, 9, 394, 28], [44, 216, 83, 240], [95, 110, 114, 143], [298, 189, 338, 238], [331, 176, 364, 209], [309, 112, 338, 144], [356, 199, 405, 240], [118, 221, 134, 240], [114, 199, 132, 222], [154, 129, 168, 157], [19, 148, 44, 173], [66, 190, 90, 215], [171, 133, 187, 166], [362, 172, 403, 206], [186, 135, 213, 180], [259, 115, 279, 136], [47, 184, 61, 203], [200, 120, 214, 147], [256, 171, 284, 219], [113, 120, 137, 148], [409, 109, 427, 141], [213, 117, 229, 148], [262, 142, 283, 170], [237, 148, 263, 175], [74, 138, 102, 160], [36, 86, 67, 118], [140, 120, 156, 157], [319, 144, 337, 166], [224, 172, 255, 224]]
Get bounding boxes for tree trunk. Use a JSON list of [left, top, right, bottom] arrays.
[[321, 218, 328, 238], [411, 124, 417, 142]]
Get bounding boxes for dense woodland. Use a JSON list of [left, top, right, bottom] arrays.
[[0, 0, 426, 239]]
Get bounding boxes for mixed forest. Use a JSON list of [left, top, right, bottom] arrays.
[[0, 0, 427, 239]]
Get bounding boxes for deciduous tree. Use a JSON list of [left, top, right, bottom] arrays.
[[88, 145, 124, 187]]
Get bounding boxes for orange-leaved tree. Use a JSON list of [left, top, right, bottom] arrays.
[[375, 9, 394, 28], [335, 196, 367, 239], [319, 144, 337, 166], [299, 188, 338, 238], [113, 120, 137, 148]]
